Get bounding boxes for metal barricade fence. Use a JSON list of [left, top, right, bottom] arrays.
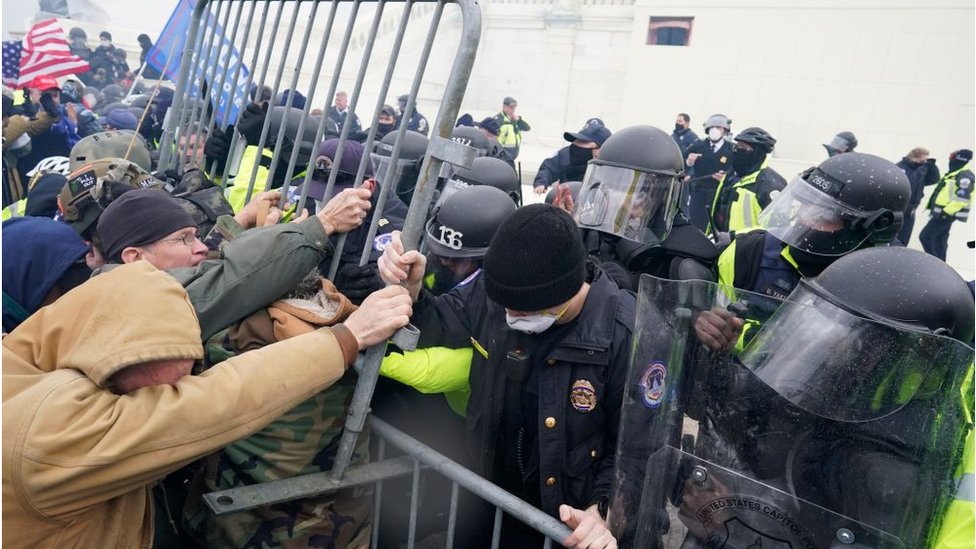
[[159, 0, 573, 546]]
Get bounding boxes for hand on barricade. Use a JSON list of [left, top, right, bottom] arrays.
[[343, 285, 412, 349], [235, 190, 282, 229], [317, 187, 372, 235], [560, 504, 617, 549], [376, 230, 426, 301]]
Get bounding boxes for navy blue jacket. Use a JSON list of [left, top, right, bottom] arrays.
[[671, 127, 699, 159], [2, 217, 89, 333], [896, 157, 940, 207], [412, 265, 635, 516]]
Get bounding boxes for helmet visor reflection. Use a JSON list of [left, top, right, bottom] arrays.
[[574, 163, 680, 244], [759, 177, 873, 256]]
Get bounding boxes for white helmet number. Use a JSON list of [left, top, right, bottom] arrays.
[[437, 225, 464, 250]]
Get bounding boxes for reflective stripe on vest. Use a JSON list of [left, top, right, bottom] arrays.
[[710, 158, 769, 235], [931, 164, 972, 221], [957, 472, 975, 503]]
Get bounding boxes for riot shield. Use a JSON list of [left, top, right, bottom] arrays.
[[609, 275, 974, 549]]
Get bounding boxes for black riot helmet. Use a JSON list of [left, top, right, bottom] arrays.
[[760, 152, 911, 256], [437, 156, 519, 210], [740, 247, 975, 423], [733, 127, 777, 153], [266, 106, 321, 168], [372, 130, 428, 205], [425, 185, 517, 259], [574, 125, 683, 245], [809, 247, 974, 342], [451, 125, 491, 157]]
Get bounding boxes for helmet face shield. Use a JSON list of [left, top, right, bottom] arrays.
[[739, 283, 949, 422], [759, 177, 876, 256], [370, 153, 417, 194], [574, 163, 680, 244]]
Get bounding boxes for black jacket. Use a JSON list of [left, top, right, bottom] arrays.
[[896, 157, 940, 207], [685, 138, 733, 179], [534, 146, 587, 188], [411, 265, 635, 516], [671, 127, 699, 159]]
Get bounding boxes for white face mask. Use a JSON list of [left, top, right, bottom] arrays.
[[708, 128, 724, 141], [505, 303, 570, 335]]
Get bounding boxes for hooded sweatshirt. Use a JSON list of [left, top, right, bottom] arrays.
[[2, 216, 89, 333], [3, 261, 354, 548]]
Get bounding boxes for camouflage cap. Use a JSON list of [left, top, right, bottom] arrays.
[[58, 158, 164, 236], [70, 130, 152, 173]]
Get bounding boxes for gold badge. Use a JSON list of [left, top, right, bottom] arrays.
[[570, 379, 597, 412], [719, 156, 727, 164]]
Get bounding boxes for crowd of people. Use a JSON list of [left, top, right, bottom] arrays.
[[1, 57, 974, 549]]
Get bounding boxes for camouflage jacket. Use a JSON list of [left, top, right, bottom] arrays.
[[185, 280, 371, 549]]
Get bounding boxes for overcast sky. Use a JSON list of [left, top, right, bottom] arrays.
[[3, 0, 180, 40]]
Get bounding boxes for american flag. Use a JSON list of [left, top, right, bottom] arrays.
[[3, 19, 89, 87], [1, 41, 22, 86]]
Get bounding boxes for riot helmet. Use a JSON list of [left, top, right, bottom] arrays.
[[371, 130, 428, 205], [70, 131, 152, 173], [573, 125, 683, 245], [127, 94, 151, 109], [58, 158, 164, 237], [437, 156, 520, 209], [266, 106, 321, 170], [702, 114, 731, 132], [759, 152, 910, 256], [425, 185, 517, 259], [823, 131, 858, 157], [451, 125, 491, 157], [740, 247, 975, 423]]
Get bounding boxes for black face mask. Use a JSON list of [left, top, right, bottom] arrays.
[[787, 246, 836, 277], [569, 143, 594, 165], [949, 158, 968, 172], [731, 147, 765, 176], [377, 123, 395, 137], [674, 123, 685, 133]]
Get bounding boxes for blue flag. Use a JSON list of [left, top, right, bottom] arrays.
[[147, 0, 250, 125]]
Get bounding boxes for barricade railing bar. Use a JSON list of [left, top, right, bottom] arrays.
[[205, 417, 574, 548]]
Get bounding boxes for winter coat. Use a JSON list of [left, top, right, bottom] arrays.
[[2, 261, 354, 548]]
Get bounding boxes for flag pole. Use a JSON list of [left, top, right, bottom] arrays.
[[125, 37, 178, 164]]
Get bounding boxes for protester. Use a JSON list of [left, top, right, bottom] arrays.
[[2, 260, 412, 548]]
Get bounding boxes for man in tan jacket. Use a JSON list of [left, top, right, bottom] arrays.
[[2, 261, 412, 548]]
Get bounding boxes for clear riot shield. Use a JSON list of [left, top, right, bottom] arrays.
[[609, 274, 974, 549]]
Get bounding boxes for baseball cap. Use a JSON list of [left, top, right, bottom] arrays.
[[563, 124, 612, 147]]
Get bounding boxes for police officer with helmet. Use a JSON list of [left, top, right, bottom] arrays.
[[424, 185, 517, 295], [684, 114, 734, 231], [708, 126, 787, 241], [610, 247, 975, 548], [436, 156, 521, 211], [372, 129, 428, 206], [718, 152, 912, 300], [573, 125, 718, 288]]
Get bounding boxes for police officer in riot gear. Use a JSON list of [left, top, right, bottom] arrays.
[[573, 125, 718, 287], [708, 126, 786, 241], [718, 152, 911, 299], [436, 156, 521, 210], [424, 185, 517, 295], [372, 129, 428, 206], [610, 247, 975, 548], [823, 130, 858, 157]]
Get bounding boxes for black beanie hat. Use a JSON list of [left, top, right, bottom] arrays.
[[97, 188, 197, 262], [484, 204, 585, 311]]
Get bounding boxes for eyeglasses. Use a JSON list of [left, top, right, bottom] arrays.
[[156, 233, 198, 247]]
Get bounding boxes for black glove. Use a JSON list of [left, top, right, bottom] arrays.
[[203, 126, 232, 164], [333, 263, 385, 305], [38, 92, 60, 119], [237, 102, 268, 146]]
